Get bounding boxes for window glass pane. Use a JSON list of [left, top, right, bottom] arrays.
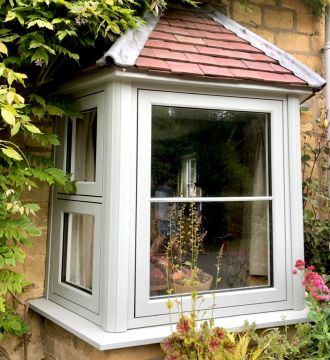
[[150, 201, 272, 297], [62, 213, 94, 293], [69, 109, 97, 182], [151, 106, 270, 197]]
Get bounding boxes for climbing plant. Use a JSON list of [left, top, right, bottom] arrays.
[[0, 0, 197, 346]]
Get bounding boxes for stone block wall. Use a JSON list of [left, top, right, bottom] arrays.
[[2, 1, 326, 359]]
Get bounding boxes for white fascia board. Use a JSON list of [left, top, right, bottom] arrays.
[[96, 13, 159, 67], [29, 298, 308, 351], [59, 68, 312, 101], [205, 7, 326, 90]]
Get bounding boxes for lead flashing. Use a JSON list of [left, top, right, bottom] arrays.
[[96, 13, 159, 67]]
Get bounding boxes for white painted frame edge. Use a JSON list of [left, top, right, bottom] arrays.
[[134, 89, 288, 321], [57, 91, 105, 197], [50, 199, 102, 318]]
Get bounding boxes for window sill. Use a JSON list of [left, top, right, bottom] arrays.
[[29, 298, 309, 351]]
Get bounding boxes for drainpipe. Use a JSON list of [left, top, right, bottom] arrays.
[[325, 5, 330, 195]]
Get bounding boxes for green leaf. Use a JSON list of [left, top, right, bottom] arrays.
[[2, 147, 22, 161], [0, 43, 8, 55], [10, 122, 20, 137], [27, 19, 54, 30], [0, 256, 4, 270], [24, 123, 42, 134], [1, 108, 15, 125]]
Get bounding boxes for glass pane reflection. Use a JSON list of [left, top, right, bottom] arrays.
[[151, 106, 270, 198], [150, 201, 272, 297]]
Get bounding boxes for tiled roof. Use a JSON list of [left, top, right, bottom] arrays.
[[134, 9, 306, 86]]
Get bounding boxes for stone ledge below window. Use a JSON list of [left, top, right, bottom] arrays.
[[29, 298, 309, 351]]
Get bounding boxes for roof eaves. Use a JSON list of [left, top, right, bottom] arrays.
[[205, 7, 326, 90], [96, 13, 159, 67]]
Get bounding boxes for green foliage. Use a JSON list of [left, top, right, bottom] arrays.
[[301, 119, 330, 273], [293, 261, 330, 358], [0, 0, 198, 344]]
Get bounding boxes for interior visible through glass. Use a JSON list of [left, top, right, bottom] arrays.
[[149, 106, 272, 297], [62, 213, 94, 293], [72, 109, 97, 182]]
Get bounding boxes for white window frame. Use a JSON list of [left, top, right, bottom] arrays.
[[43, 77, 306, 339], [50, 200, 102, 315], [48, 91, 105, 324], [57, 92, 105, 197], [134, 89, 289, 321]]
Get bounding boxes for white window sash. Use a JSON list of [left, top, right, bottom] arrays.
[[50, 199, 102, 317], [135, 90, 287, 319], [56, 92, 105, 197]]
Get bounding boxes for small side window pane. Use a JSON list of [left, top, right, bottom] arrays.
[[67, 109, 97, 182], [61, 212, 94, 293]]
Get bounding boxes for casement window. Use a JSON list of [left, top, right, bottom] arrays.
[[49, 92, 105, 323], [135, 90, 289, 322]]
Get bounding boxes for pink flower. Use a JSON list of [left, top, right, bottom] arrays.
[[176, 316, 192, 335], [292, 268, 297, 275], [295, 259, 305, 270], [308, 265, 315, 271], [213, 327, 226, 340], [161, 334, 178, 353], [207, 336, 221, 353]]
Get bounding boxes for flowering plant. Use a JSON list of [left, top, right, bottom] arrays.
[[160, 308, 271, 360], [166, 203, 212, 291], [293, 259, 330, 357]]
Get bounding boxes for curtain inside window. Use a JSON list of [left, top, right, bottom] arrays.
[[69, 214, 94, 290], [248, 129, 268, 276], [74, 110, 97, 182], [66, 110, 97, 291]]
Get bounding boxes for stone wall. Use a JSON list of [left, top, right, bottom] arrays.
[[2, 1, 326, 359]]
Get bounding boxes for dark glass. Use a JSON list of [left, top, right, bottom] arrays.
[[151, 106, 270, 198]]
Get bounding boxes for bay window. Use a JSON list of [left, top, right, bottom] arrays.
[[45, 83, 304, 334]]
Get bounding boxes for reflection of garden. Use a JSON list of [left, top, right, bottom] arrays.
[[150, 202, 269, 297], [150, 106, 270, 297]]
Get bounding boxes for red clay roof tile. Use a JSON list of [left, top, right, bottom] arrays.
[[167, 61, 204, 75], [174, 35, 206, 45], [149, 31, 176, 42], [185, 53, 219, 66], [200, 65, 234, 78], [136, 57, 170, 71], [134, 10, 307, 87], [215, 57, 247, 68]]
